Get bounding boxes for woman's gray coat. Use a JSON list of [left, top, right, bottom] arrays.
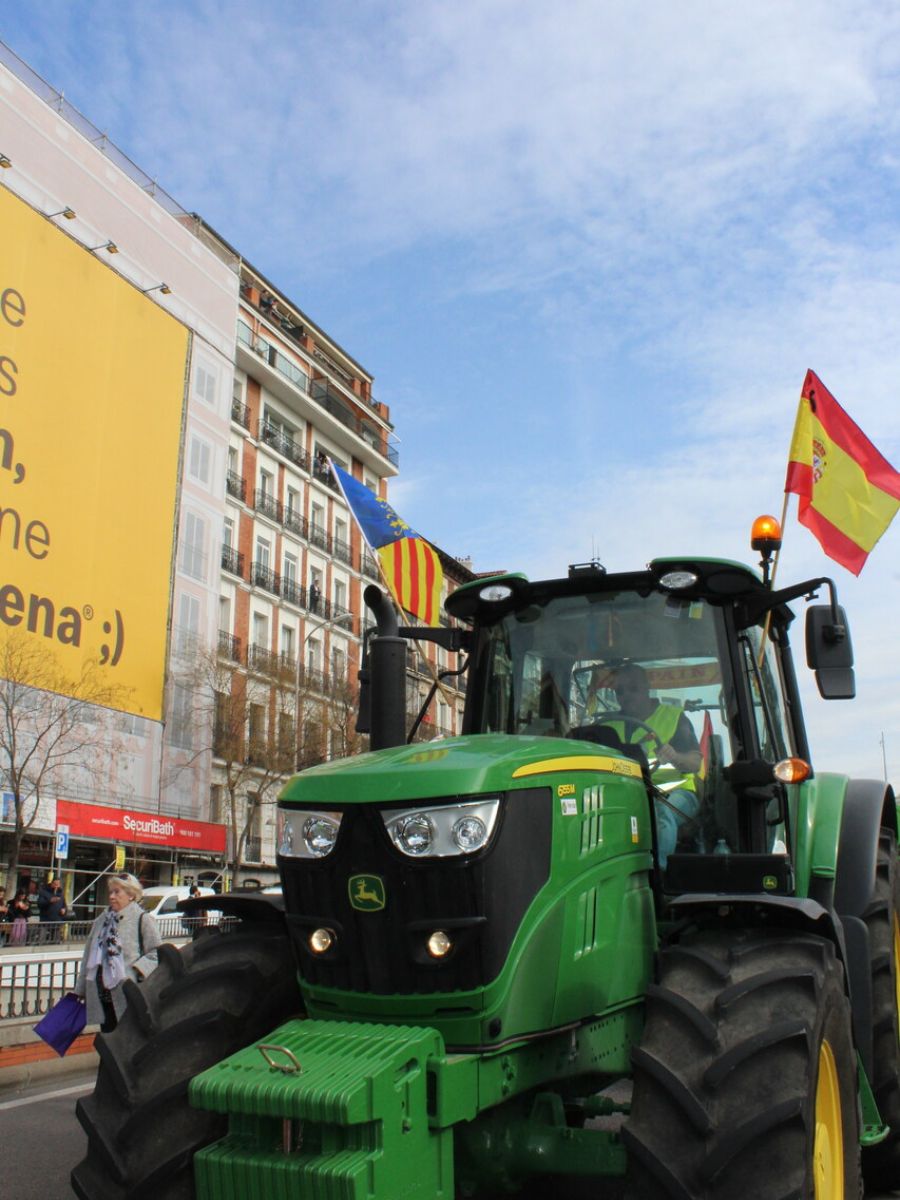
[[74, 901, 160, 1024]]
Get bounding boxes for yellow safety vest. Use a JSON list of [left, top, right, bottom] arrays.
[[607, 703, 697, 795]]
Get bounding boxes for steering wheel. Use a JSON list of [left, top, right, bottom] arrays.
[[591, 715, 662, 771]]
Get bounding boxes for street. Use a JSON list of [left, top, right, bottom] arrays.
[[1, 1063, 899, 1200]]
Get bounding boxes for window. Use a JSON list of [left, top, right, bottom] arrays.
[[334, 579, 347, 611], [285, 486, 300, 517], [256, 537, 271, 570], [223, 515, 235, 549], [180, 512, 207, 581], [248, 708, 266, 766], [335, 517, 348, 545], [252, 612, 269, 650], [228, 445, 239, 475], [332, 645, 345, 678], [283, 553, 298, 585], [307, 637, 321, 673], [188, 435, 212, 486], [365, 476, 377, 494], [210, 784, 223, 824], [218, 595, 231, 634], [194, 360, 218, 408], [245, 796, 262, 862], [169, 682, 193, 750], [281, 624, 295, 660], [176, 592, 200, 655], [259, 469, 274, 498]]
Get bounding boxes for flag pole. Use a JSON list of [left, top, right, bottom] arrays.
[[371, 551, 459, 715], [757, 490, 791, 667]]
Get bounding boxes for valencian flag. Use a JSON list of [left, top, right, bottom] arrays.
[[785, 370, 900, 575], [329, 460, 443, 623]]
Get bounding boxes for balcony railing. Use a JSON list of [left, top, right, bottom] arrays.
[[221, 545, 244, 576], [361, 551, 381, 581], [217, 630, 242, 662], [255, 489, 282, 523], [311, 453, 340, 492], [283, 508, 308, 539], [310, 380, 399, 468], [309, 524, 329, 551], [247, 644, 281, 674], [251, 561, 281, 596], [226, 471, 246, 501], [331, 603, 354, 630], [281, 578, 306, 609], [259, 418, 310, 472], [332, 537, 351, 566], [231, 398, 251, 429]]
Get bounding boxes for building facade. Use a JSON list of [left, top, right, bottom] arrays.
[[0, 42, 472, 904]]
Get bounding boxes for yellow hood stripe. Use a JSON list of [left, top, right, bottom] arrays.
[[512, 755, 641, 780]]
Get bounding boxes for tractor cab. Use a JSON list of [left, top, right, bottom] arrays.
[[446, 550, 854, 889]]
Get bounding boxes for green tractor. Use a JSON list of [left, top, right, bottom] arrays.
[[72, 539, 900, 1199]]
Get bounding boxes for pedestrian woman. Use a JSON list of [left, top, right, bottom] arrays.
[[74, 873, 160, 1032], [9, 888, 30, 945]]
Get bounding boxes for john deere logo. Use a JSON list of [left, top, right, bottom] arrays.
[[762, 874, 778, 891], [349, 874, 386, 911]]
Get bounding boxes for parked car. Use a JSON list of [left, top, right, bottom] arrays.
[[139, 886, 220, 932]]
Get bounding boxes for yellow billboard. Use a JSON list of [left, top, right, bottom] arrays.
[[0, 186, 189, 720]]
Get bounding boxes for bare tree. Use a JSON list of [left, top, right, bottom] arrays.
[[0, 634, 128, 879], [168, 644, 368, 886]]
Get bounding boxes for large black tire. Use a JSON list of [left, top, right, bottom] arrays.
[[71, 923, 302, 1200], [860, 830, 900, 1189], [623, 929, 860, 1198]]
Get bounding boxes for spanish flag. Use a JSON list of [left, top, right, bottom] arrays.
[[329, 460, 444, 624], [785, 370, 900, 575]]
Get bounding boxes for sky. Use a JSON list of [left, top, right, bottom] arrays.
[[3, 0, 900, 781]]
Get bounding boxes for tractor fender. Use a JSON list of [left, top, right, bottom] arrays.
[[666, 892, 845, 949], [183, 891, 286, 925], [833, 779, 898, 918]]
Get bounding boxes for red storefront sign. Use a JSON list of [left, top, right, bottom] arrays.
[[56, 799, 226, 854]]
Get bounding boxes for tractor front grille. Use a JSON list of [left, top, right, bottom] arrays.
[[279, 787, 550, 995]]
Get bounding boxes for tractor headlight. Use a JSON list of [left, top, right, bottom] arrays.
[[277, 808, 343, 859], [395, 813, 435, 856], [382, 798, 500, 858]]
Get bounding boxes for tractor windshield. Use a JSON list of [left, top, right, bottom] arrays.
[[469, 587, 739, 793]]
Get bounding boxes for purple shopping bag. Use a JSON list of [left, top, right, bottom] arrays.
[[33, 993, 87, 1056]]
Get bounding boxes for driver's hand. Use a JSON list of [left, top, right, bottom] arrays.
[[657, 742, 677, 767]]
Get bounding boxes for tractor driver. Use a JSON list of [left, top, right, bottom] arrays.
[[606, 663, 702, 864]]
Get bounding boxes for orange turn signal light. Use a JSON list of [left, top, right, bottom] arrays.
[[773, 757, 811, 784], [751, 514, 783, 552]]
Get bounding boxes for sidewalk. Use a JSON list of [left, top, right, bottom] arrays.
[[0, 1017, 98, 1094]]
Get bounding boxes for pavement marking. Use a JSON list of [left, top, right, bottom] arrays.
[[0, 1080, 94, 1111]]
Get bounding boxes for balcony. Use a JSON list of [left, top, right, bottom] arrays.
[[231, 398, 251, 430], [217, 630, 242, 662], [311, 453, 340, 493], [255, 489, 282, 524], [221, 545, 244, 577], [248, 644, 281, 674], [281, 578, 306, 609], [310, 380, 399, 468], [361, 551, 381, 581], [259, 418, 310, 472], [283, 508, 308, 539], [308, 524, 329, 552], [331, 603, 354, 631], [251, 561, 281, 596], [332, 537, 351, 566], [298, 664, 330, 694], [226, 471, 246, 502]]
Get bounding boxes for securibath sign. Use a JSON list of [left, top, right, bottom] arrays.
[[56, 798, 226, 853], [0, 188, 189, 720]]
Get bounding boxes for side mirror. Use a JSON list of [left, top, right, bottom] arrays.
[[806, 604, 855, 699]]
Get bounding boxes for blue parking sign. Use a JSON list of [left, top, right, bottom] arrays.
[[55, 827, 70, 858]]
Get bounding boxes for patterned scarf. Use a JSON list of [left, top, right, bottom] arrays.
[[98, 907, 127, 990]]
